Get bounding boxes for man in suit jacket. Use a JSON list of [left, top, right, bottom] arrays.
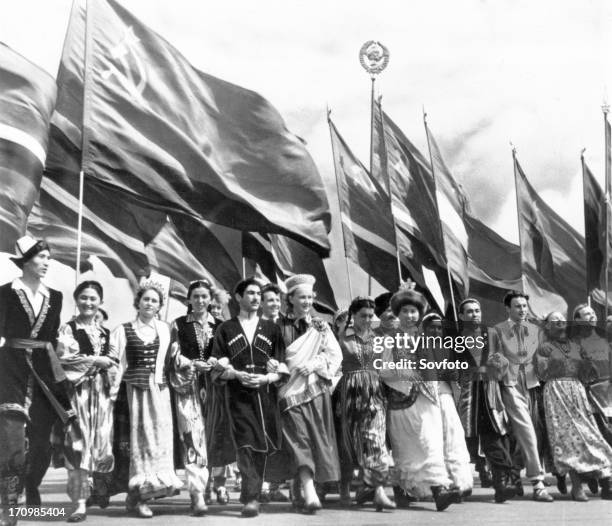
[[488, 291, 553, 502]]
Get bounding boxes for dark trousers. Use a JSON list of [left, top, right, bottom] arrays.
[[481, 432, 513, 474], [24, 387, 59, 503], [465, 437, 487, 472], [236, 447, 267, 504]]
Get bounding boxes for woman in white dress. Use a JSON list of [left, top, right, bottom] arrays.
[[381, 288, 460, 511]]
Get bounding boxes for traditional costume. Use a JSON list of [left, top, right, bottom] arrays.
[[489, 318, 551, 500], [211, 317, 287, 505], [54, 319, 119, 508], [573, 329, 612, 446], [169, 312, 220, 509], [0, 238, 74, 524], [456, 323, 515, 501], [336, 327, 391, 490], [278, 280, 342, 487], [534, 336, 612, 498], [111, 317, 183, 504]]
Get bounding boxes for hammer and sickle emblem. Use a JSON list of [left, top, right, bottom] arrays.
[[100, 26, 147, 101]]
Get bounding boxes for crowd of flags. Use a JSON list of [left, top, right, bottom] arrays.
[[0, 0, 611, 322]]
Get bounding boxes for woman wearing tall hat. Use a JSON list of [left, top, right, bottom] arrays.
[[274, 274, 342, 513], [335, 296, 395, 511], [380, 286, 459, 512], [0, 236, 73, 526], [54, 281, 119, 522], [169, 279, 222, 515], [110, 282, 183, 518]]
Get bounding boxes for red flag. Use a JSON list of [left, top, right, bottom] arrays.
[[514, 153, 586, 316], [424, 122, 470, 297], [0, 43, 56, 251], [328, 117, 401, 291], [242, 232, 338, 314], [582, 157, 606, 297], [52, 0, 331, 255]]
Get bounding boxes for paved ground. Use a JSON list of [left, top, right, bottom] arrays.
[[15, 469, 612, 525]]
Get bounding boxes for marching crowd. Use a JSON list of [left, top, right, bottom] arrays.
[[0, 236, 611, 525]]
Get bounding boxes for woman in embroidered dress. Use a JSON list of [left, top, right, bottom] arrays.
[[380, 288, 459, 511], [169, 280, 221, 515], [55, 281, 119, 522], [420, 313, 473, 499], [276, 274, 342, 513], [111, 283, 183, 518], [534, 312, 612, 501], [335, 297, 395, 511]]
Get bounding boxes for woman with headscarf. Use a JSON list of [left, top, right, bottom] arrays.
[[275, 274, 342, 513], [111, 282, 183, 518], [380, 287, 459, 511], [54, 281, 119, 522], [335, 297, 394, 511], [534, 311, 612, 501], [169, 280, 222, 515]]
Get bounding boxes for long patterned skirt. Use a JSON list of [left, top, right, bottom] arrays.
[[544, 378, 612, 477], [387, 394, 452, 498], [334, 370, 391, 486], [439, 382, 473, 492], [127, 377, 183, 500], [53, 373, 114, 501], [173, 380, 208, 494]]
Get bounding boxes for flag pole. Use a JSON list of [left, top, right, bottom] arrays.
[[76, 0, 94, 289], [327, 108, 354, 299], [360, 41, 396, 290], [581, 147, 591, 303], [423, 109, 458, 323], [367, 76, 376, 296], [511, 143, 527, 296], [603, 101, 610, 318], [374, 96, 403, 287]]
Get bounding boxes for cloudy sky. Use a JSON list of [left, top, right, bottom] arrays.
[[1, 0, 611, 305]]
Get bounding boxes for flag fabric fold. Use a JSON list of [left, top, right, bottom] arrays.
[[513, 154, 586, 317], [0, 43, 56, 251], [424, 122, 470, 297], [53, 0, 331, 255], [328, 116, 401, 291]]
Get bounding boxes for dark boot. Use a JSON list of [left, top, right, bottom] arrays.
[[477, 466, 493, 488], [1, 474, 21, 526], [588, 478, 600, 495], [290, 477, 304, 510], [431, 486, 457, 512], [599, 477, 612, 500], [555, 473, 567, 495], [493, 470, 516, 503], [392, 486, 415, 508]]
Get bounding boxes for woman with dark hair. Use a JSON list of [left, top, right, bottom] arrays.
[[276, 274, 342, 513], [55, 281, 119, 522], [534, 311, 612, 501], [0, 236, 73, 525], [380, 287, 459, 511], [169, 280, 222, 515], [335, 297, 394, 511], [111, 282, 183, 518]]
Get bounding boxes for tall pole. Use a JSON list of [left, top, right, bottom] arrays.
[[367, 76, 375, 296], [603, 102, 610, 318], [511, 144, 528, 297], [359, 41, 392, 291], [581, 148, 591, 304], [76, 0, 94, 288]]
